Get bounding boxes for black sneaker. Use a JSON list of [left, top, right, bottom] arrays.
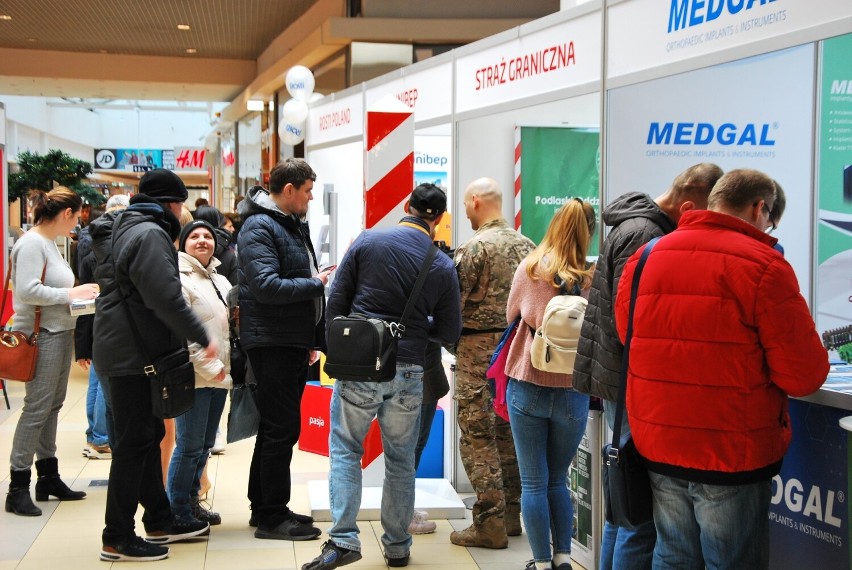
[[250, 509, 313, 527], [385, 552, 410, 567], [191, 497, 222, 526], [100, 537, 169, 561], [145, 519, 210, 544], [302, 540, 362, 570], [255, 516, 321, 541]]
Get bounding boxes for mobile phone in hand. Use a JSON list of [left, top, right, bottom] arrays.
[[320, 264, 338, 272]]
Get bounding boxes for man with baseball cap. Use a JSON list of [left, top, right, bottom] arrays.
[[91, 169, 217, 562], [303, 183, 461, 570]]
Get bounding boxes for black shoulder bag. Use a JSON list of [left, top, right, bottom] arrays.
[[111, 214, 196, 420], [602, 237, 659, 528], [324, 246, 438, 382]]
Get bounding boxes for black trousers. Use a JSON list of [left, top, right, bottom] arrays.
[[102, 374, 173, 546], [247, 346, 309, 527]]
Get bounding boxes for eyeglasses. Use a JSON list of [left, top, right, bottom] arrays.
[[762, 202, 776, 233]]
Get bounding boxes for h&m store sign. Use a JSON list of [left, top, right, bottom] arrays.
[[94, 147, 207, 171]]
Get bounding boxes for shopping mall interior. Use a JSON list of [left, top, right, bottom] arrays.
[[1, 0, 851, 568]]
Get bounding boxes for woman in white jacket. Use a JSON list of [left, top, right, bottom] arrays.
[[167, 220, 232, 526]]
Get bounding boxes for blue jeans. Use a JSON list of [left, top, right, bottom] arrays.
[[167, 388, 228, 520], [507, 379, 589, 563], [328, 364, 423, 557], [650, 473, 770, 570], [600, 400, 656, 570], [86, 365, 110, 447], [99, 368, 116, 449]]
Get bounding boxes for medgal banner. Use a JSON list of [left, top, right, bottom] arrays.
[[608, 0, 852, 79], [606, 45, 815, 301], [768, 399, 849, 569]]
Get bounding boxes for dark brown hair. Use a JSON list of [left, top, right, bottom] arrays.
[[30, 186, 83, 225], [708, 169, 776, 212], [269, 158, 316, 195]]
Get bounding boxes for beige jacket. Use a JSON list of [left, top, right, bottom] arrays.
[[178, 252, 233, 390]]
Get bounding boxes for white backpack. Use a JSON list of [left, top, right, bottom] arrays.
[[530, 284, 587, 373]]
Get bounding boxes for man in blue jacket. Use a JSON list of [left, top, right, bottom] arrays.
[[303, 183, 462, 570], [237, 158, 333, 541]]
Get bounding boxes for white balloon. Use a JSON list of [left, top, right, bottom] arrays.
[[309, 92, 325, 103], [278, 118, 306, 146], [285, 65, 315, 101], [282, 98, 309, 124]]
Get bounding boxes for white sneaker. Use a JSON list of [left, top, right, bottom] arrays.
[[83, 443, 112, 460], [211, 427, 226, 455], [407, 509, 437, 534]]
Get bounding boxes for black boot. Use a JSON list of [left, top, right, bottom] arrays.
[[5, 469, 42, 516], [34, 457, 86, 502]]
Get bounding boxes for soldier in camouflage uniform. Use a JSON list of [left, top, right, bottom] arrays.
[[452, 178, 535, 549]]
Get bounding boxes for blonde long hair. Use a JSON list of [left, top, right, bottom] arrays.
[[525, 198, 595, 290]]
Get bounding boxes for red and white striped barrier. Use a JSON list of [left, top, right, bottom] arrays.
[[514, 126, 522, 231], [364, 95, 415, 230]]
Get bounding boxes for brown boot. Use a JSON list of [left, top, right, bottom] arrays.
[[505, 504, 522, 537], [450, 518, 508, 549]]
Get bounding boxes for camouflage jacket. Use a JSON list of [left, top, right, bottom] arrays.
[[454, 218, 535, 331]]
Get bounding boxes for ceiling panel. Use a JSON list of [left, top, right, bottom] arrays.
[[0, 0, 321, 59]]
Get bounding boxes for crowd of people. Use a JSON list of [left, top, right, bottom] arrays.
[[4, 159, 828, 570]]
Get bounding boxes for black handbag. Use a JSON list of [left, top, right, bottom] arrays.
[[227, 360, 259, 443], [602, 237, 659, 529], [324, 246, 438, 382], [145, 347, 196, 420]]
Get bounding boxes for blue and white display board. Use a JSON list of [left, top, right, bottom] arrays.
[[606, 44, 815, 301]]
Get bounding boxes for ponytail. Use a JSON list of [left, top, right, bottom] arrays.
[[30, 187, 82, 225]]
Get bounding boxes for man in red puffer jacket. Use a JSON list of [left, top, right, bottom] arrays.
[[615, 169, 828, 570]]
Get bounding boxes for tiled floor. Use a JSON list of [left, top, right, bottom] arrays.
[[0, 367, 588, 570]]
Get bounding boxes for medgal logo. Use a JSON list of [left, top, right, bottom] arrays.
[[647, 122, 777, 146], [668, 0, 778, 33]]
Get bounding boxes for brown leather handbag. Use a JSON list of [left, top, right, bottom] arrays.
[[0, 261, 46, 382]]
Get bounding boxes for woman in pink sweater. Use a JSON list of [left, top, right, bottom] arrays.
[[505, 199, 595, 570]]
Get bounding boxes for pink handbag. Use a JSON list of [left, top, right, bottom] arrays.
[[486, 318, 519, 422]]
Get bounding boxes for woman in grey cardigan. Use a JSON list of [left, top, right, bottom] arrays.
[[6, 187, 99, 516]]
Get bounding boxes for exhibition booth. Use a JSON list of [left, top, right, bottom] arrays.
[[281, 0, 852, 567]]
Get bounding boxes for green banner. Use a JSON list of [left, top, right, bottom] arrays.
[[519, 127, 600, 256], [816, 34, 852, 353]]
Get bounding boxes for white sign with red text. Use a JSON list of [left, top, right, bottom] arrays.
[[608, 0, 852, 80], [173, 147, 207, 170], [306, 92, 364, 147], [365, 62, 453, 123], [455, 10, 601, 114]]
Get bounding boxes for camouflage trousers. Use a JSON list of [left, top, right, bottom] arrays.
[[454, 333, 521, 527]]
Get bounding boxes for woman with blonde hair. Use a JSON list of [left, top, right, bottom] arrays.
[[6, 187, 99, 516], [504, 198, 596, 570]]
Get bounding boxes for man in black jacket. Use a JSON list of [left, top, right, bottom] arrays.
[[237, 158, 333, 541], [91, 169, 217, 562], [303, 183, 461, 570], [572, 163, 723, 570]]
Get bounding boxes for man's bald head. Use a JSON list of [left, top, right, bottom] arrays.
[[463, 177, 504, 230]]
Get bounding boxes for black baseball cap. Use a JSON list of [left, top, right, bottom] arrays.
[[410, 183, 446, 217]]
